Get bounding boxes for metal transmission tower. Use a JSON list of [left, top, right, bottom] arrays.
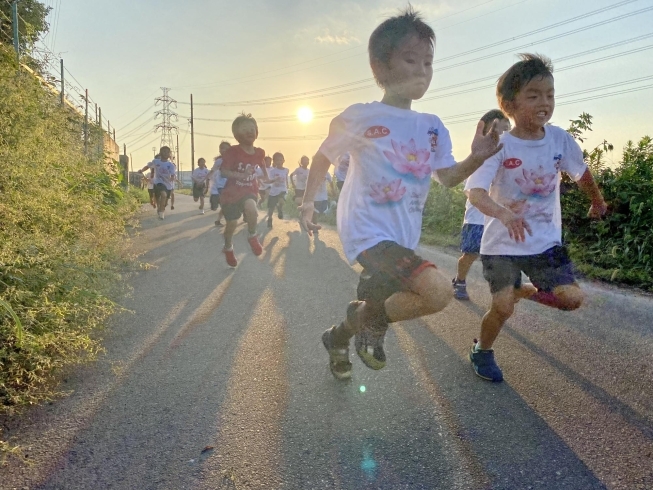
[[154, 87, 178, 156]]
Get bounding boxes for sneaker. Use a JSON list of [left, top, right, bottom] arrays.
[[223, 247, 237, 267], [354, 312, 388, 371], [215, 220, 223, 227], [469, 340, 503, 382], [158, 212, 165, 220], [247, 235, 263, 256], [321, 327, 352, 380], [201, 209, 205, 215], [171, 205, 175, 210], [452, 278, 470, 301], [267, 217, 273, 228]]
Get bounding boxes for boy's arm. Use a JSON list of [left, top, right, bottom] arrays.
[[467, 188, 532, 242], [300, 152, 331, 234], [137, 163, 151, 173], [436, 120, 503, 187], [576, 169, 607, 218]]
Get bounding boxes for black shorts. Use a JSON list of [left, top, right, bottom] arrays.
[[193, 185, 205, 199], [356, 241, 436, 304], [314, 200, 329, 214], [267, 192, 286, 210], [294, 189, 305, 199], [337, 180, 344, 191], [481, 245, 576, 294], [210, 193, 220, 211], [154, 183, 171, 199], [221, 194, 257, 221]]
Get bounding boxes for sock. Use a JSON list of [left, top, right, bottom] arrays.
[[473, 339, 487, 352]]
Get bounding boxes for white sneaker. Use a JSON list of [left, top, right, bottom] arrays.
[[201, 209, 205, 214], [160, 213, 165, 220]]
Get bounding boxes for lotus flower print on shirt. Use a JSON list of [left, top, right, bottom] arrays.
[[383, 139, 431, 179], [369, 177, 406, 204], [515, 166, 556, 197]]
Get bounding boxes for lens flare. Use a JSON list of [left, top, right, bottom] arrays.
[[297, 106, 313, 123]]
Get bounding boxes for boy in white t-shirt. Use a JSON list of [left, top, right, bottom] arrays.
[[256, 156, 272, 209], [465, 54, 607, 382], [206, 141, 231, 226], [290, 156, 310, 206], [143, 168, 156, 208], [191, 157, 210, 214], [266, 152, 289, 228], [453, 110, 537, 301], [137, 146, 176, 220], [334, 153, 350, 192], [299, 8, 502, 380]]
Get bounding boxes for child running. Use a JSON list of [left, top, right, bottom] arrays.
[[310, 172, 333, 235], [192, 157, 210, 214], [137, 146, 176, 220], [256, 156, 273, 208], [266, 152, 289, 228], [465, 54, 607, 382], [207, 141, 231, 226], [290, 156, 310, 206], [334, 152, 350, 192], [453, 110, 537, 301], [144, 168, 156, 208], [218, 113, 268, 267], [299, 8, 502, 380]]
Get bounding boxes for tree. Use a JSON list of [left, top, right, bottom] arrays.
[[0, 0, 50, 52], [567, 112, 614, 173]]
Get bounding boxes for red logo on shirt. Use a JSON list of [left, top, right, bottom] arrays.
[[364, 126, 390, 138], [503, 158, 522, 169]]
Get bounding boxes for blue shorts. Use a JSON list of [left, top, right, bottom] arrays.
[[481, 246, 576, 294], [460, 224, 484, 254]]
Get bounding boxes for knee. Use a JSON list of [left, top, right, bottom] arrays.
[[490, 294, 515, 320], [419, 270, 453, 313], [554, 285, 584, 311]]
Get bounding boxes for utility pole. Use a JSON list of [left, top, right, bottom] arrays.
[[84, 89, 89, 153], [98, 107, 102, 156], [190, 94, 195, 172], [60, 59, 64, 106], [154, 87, 178, 156], [11, 1, 19, 62]]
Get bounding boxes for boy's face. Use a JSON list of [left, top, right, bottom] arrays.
[[234, 120, 257, 145], [300, 158, 309, 168], [219, 144, 230, 156], [273, 155, 285, 167], [160, 148, 171, 160], [510, 75, 555, 130], [198, 159, 206, 168], [264, 157, 272, 167], [495, 118, 511, 135], [378, 35, 433, 100]]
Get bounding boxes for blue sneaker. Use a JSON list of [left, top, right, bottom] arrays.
[[452, 278, 470, 301], [469, 341, 503, 382]]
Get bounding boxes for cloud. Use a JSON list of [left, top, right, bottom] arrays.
[[315, 29, 360, 45]]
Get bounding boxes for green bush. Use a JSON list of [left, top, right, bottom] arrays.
[[0, 45, 140, 419], [421, 181, 466, 246]]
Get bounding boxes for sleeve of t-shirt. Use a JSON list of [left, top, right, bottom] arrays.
[[560, 130, 588, 182], [430, 119, 456, 171], [317, 106, 360, 163], [465, 149, 503, 192]]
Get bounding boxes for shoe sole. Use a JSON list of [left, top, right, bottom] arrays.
[[322, 329, 351, 380], [356, 348, 385, 370]]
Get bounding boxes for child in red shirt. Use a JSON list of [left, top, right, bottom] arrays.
[[219, 113, 269, 267]]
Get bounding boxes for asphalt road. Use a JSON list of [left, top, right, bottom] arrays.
[[2, 194, 653, 490]]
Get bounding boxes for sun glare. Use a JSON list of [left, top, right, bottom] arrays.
[[297, 106, 313, 123]]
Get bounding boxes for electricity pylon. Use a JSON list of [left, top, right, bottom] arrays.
[[154, 87, 178, 157]]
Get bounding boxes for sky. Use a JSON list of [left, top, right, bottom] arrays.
[[39, 0, 653, 173]]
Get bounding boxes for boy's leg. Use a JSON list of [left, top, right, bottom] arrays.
[[199, 194, 205, 212], [170, 190, 175, 210], [277, 195, 285, 219], [525, 246, 584, 310], [456, 253, 478, 283], [243, 198, 263, 256]]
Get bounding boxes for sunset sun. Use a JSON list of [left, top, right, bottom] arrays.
[[297, 106, 313, 123]]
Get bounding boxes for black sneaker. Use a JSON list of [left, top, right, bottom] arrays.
[[355, 323, 387, 370], [267, 217, 273, 228], [469, 340, 503, 382], [321, 327, 352, 380]]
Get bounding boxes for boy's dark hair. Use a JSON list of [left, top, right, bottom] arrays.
[[497, 53, 553, 114], [231, 112, 258, 142], [198, 157, 206, 164], [160, 146, 170, 152], [219, 140, 231, 147], [480, 109, 507, 135], [368, 5, 435, 87], [272, 152, 284, 160]]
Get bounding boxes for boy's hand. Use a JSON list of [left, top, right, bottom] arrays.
[[471, 119, 503, 162], [499, 209, 532, 242], [299, 202, 321, 236], [588, 199, 607, 219]]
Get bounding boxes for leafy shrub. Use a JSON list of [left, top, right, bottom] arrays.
[[0, 45, 140, 420], [421, 181, 466, 245]]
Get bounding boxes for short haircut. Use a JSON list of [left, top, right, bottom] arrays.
[[219, 140, 231, 148], [368, 6, 435, 88], [231, 113, 258, 142], [497, 53, 553, 115], [272, 152, 284, 160], [198, 158, 206, 164], [160, 146, 171, 152], [480, 109, 507, 134]]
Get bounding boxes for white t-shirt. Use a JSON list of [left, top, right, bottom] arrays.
[[290, 167, 309, 190], [315, 172, 332, 202], [465, 125, 587, 256], [256, 167, 272, 190], [268, 167, 289, 197], [209, 158, 227, 194], [318, 101, 456, 264], [463, 201, 485, 226], [192, 167, 210, 187], [144, 173, 154, 190], [147, 159, 176, 190], [334, 153, 350, 182]]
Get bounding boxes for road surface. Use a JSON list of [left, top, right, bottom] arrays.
[[2, 194, 652, 489]]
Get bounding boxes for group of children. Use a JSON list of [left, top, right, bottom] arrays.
[[141, 7, 607, 384]]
